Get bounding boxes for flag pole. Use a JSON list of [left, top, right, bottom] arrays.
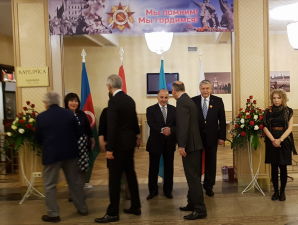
[[119, 47, 124, 65], [81, 49, 87, 63]]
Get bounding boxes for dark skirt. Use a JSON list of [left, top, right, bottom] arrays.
[[265, 130, 292, 165]]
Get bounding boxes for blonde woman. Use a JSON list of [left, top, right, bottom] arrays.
[[263, 89, 296, 201]]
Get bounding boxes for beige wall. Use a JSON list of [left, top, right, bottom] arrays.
[[64, 34, 232, 117], [0, 34, 13, 66], [269, 32, 298, 109]]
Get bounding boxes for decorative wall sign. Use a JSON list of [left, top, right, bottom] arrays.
[[48, 0, 234, 35], [16, 67, 49, 87]]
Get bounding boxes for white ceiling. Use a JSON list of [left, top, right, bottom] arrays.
[[0, 0, 297, 36]]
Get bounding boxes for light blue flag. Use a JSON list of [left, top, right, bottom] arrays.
[[158, 59, 167, 178]]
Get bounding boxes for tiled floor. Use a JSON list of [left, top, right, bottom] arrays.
[[2, 146, 298, 224]]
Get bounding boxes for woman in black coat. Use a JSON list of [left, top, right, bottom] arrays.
[[64, 93, 95, 176], [263, 89, 296, 201]]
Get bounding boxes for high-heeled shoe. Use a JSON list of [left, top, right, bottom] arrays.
[[271, 192, 279, 201]]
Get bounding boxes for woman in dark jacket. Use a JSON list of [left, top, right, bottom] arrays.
[[263, 89, 296, 201], [64, 93, 95, 176]]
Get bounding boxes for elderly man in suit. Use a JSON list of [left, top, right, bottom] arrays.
[[172, 81, 207, 220], [192, 80, 226, 197], [36, 91, 88, 223], [146, 89, 176, 200], [95, 75, 141, 223]]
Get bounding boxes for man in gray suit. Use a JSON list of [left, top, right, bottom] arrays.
[[172, 81, 207, 220]]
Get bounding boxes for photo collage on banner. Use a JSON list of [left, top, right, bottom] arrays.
[[48, 0, 234, 35]]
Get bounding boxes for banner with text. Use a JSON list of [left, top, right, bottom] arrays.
[[48, 0, 234, 35]]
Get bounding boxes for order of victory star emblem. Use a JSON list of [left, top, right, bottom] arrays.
[[107, 3, 134, 31]]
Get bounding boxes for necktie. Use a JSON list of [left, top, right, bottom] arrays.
[[202, 98, 208, 119], [161, 106, 167, 123]]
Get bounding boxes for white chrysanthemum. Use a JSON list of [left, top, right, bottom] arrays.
[[240, 124, 244, 128], [11, 125, 17, 130], [6, 132, 12, 136], [254, 125, 259, 130], [22, 117, 26, 120], [246, 112, 250, 115], [240, 118, 245, 124], [254, 115, 258, 120], [29, 118, 35, 123], [13, 118, 19, 124], [18, 128, 25, 134]]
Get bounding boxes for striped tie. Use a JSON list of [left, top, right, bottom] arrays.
[[161, 106, 167, 123], [202, 98, 208, 119]]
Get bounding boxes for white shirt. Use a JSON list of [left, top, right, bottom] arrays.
[[201, 95, 210, 109], [113, 89, 122, 96]]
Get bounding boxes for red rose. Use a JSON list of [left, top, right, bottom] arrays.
[[31, 104, 35, 108], [26, 101, 30, 105], [249, 121, 255, 126], [246, 115, 251, 119], [259, 115, 263, 120], [259, 124, 264, 130], [26, 124, 32, 129], [249, 95, 253, 99], [247, 99, 250, 102], [19, 119, 25, 124], [240, 131, 246, 136], [253, 100, 256, 104], [32, 112, 36, 117], [235, 124, 239, 128], [239, 108, 243, 111], [23, 106, 28, 111]]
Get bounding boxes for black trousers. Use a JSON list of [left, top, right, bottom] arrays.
[[271, 164, 287, 193], [106, 151, 141, 216], [182, 150, 206, 213], [203, 146, 218, 190], [148, 150, 175, 195]]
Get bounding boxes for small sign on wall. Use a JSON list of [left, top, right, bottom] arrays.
[[16, 67, 49, 87]]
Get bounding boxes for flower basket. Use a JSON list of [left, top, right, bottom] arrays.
[[230, 96, 264, 150]]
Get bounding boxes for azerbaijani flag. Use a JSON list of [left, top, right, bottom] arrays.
[[118, 65, 127, 93], [81, 62, 100, 182], [158, 59, 167, 178]]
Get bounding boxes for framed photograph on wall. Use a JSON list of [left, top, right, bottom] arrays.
[[204, 72, 231, 94], [270, 71, 290, 92]]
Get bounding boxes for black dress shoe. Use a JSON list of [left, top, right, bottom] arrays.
[[123, 208, 141, 215], [94, 214, 119, 223], [41, 215, 61, 223], [205, 189, 214, 197], [271, 192, 279, 201], [146, 192, 158, 200], [164, 193, 173, 199], [77, 210, 89, 216], [279, 192, 286, 201], [179, 205, 194, 211], [183, 211, 207, 220]]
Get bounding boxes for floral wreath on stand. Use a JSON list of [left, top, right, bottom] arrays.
[[230, 96, 265, 150], [4, 101, 40, 155]]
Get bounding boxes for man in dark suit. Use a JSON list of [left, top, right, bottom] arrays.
[[36, 91, 88, 223], [146, 89, 176, 200], [192, 80, 226, 197], [172, 81, 207, 220], [95, 75, 141, 223]]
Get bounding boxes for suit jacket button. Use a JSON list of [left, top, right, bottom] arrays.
[[204, 121, 207, 124]]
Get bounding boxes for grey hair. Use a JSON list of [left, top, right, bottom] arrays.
[[172, 81, 185, 92], [107, 74, 122, 89], [43, 91, 60, 106], [199, 79, 212, 87]]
